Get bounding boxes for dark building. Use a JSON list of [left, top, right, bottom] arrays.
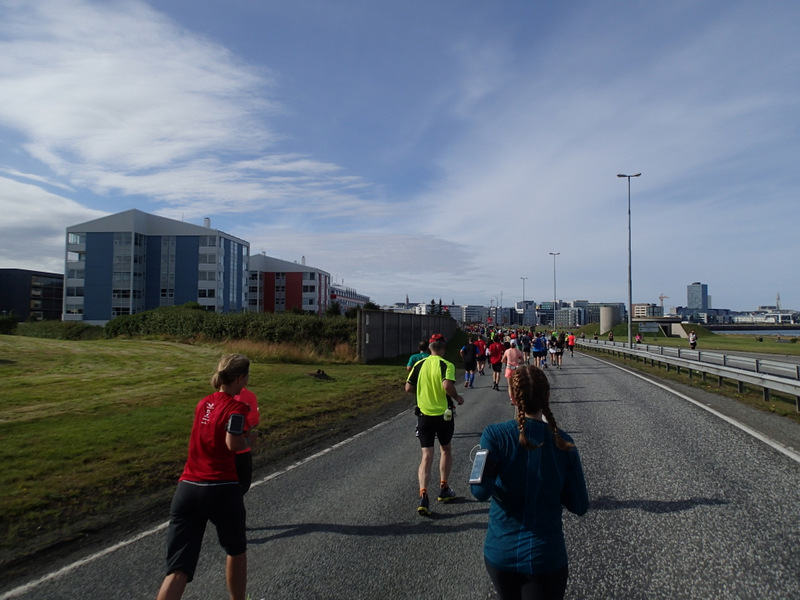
[[0, 268, 64, 321], [687, 282, 709, 311]]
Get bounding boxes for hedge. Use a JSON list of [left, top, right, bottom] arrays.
[[103, 307, 357, 348]]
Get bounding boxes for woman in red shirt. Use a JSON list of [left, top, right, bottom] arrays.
[[157, 354, 252, 600]]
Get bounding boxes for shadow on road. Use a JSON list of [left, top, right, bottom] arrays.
[[246, 506, 491, 543], [589, 495, 728, 513]]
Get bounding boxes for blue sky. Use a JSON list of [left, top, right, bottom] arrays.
[[1, 0, 798, 311]]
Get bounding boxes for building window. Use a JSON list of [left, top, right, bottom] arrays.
[[66, 287, 84, 297], [198, 289, 216, 298], [65, 303, 83, 315], [67, 232, 86, 245], [303, 285, 316, 293]]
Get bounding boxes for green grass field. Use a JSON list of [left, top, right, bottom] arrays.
[[0, 335, 408, 574]]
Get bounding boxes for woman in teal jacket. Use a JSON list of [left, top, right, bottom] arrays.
[[471, 365, 588, 600]]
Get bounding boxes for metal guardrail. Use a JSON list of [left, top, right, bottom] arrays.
[[577, 339, 800, 412]]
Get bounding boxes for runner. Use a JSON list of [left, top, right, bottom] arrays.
[[488, 335, 506, 391], [475, 336, 487, 376], [405, 334, 465, 516], [532, 332, 547, 369], [502, 341, 525, 385], [460, 336, 479, 389]]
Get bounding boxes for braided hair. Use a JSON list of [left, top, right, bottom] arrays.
[[510, 365, 574, 451]]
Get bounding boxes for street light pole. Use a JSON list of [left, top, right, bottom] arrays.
[[549, 252, 559, 330], [520, 276, 528, 326], [617, 172, 641, 348]]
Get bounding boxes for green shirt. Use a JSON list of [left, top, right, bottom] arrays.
[[406, 351, 430, 369], [406, 355, 455, 416]]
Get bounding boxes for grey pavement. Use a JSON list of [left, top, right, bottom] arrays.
[[3, 351, 799, 599]]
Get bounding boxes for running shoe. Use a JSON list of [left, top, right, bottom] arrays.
[[437, 486, 457, 502], [417, 494, 430, 516]]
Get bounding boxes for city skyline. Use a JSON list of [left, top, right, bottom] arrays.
[[0, 1, 798, 312]]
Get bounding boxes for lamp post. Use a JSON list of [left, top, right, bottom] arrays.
[[617, 172, 641, 348], [549, 253, 559, 330], [520, 276, 528, 326]]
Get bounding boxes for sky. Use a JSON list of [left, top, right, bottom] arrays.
[[1, 0, 798, 312]]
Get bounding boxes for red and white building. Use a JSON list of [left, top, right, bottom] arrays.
[[248, 254, 330, 317]]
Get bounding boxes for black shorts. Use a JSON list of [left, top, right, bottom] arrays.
[[464, 360, 477, 371], [491, 361, 503, 373], [164, 481, 247, 581], [417, 414, 455, 448]]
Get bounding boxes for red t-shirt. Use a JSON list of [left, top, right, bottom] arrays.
[[488, 342, 505, 364], [236, 388, 260, 429], [474, 339, 487, 357], [179, 391, 250, 483]]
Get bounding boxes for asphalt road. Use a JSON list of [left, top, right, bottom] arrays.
[[3, 352, 799, 599]]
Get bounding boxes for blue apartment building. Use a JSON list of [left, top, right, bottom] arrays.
[[64, 209, 249, 324]]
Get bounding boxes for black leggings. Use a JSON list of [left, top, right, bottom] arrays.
[[485, 559, 568, 600], [235, 451, 252, 494]]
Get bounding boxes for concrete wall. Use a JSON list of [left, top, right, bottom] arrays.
[[357, 310, 458, 363], [599, 305, 621, 335]]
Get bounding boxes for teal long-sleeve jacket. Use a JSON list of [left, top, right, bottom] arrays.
[[471, 418, 589, 574]]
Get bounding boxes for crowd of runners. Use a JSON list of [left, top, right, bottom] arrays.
[[460, 328, 582, 384]]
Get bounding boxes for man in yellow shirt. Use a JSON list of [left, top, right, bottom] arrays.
[[405, 334, 464, 515]]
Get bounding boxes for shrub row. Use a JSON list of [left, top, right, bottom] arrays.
[[104, 306, 357, 348], [0, 313, 19, 335], [16, 320, 105, 340]]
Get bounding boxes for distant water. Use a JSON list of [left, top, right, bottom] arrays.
[[715, 329, 800, 337]]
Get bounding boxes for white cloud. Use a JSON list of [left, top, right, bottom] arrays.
[[0, 175, 106, 272]]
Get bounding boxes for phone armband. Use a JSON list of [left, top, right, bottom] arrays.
[[226, 413, 245, 435]]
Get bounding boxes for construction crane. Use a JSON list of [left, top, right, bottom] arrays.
[[658, 294, 669, 308]]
